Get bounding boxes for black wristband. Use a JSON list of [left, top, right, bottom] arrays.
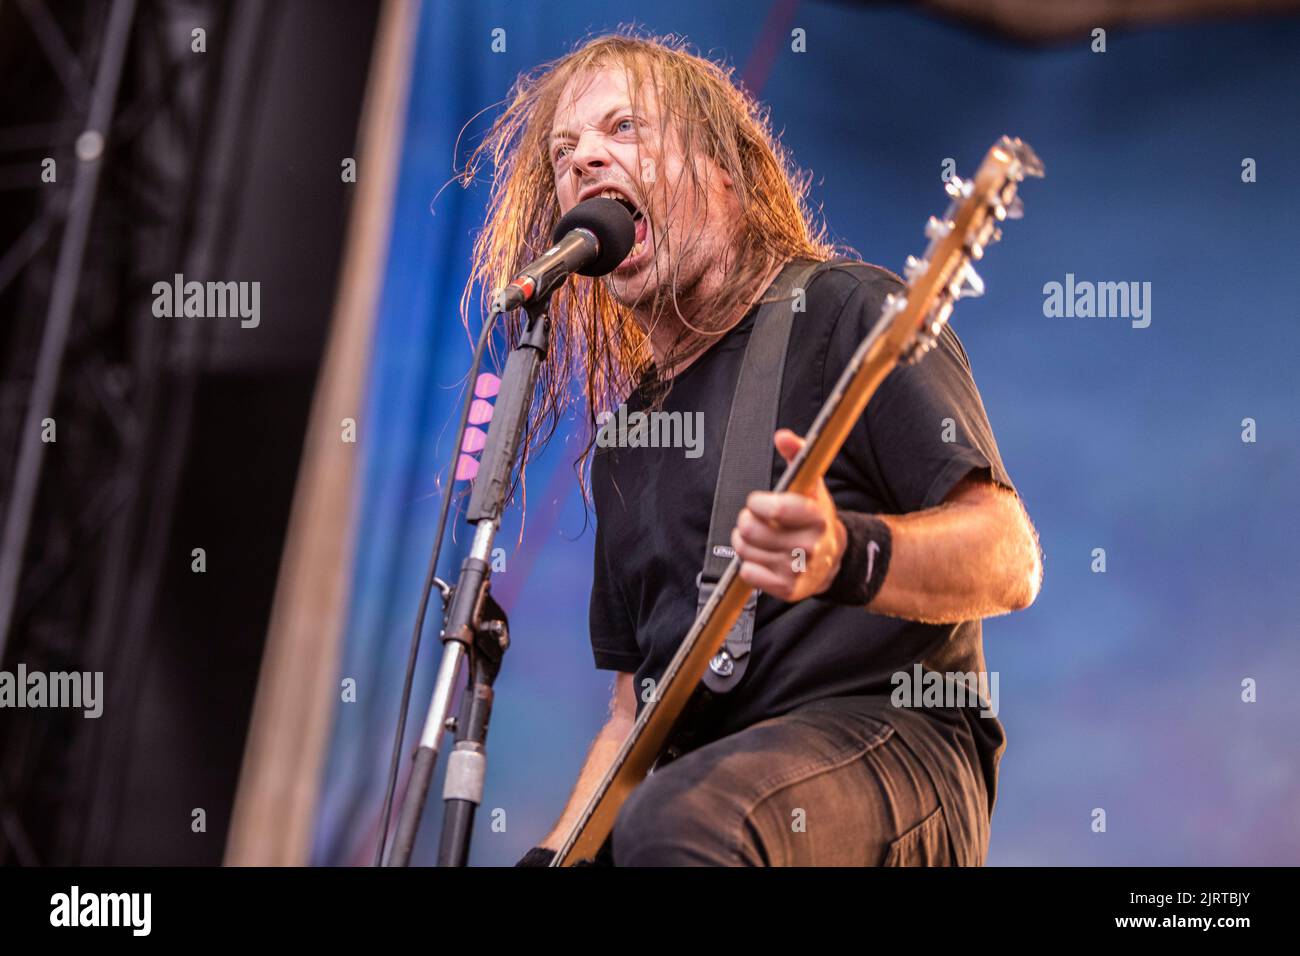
[[821, 510, 892, 607]]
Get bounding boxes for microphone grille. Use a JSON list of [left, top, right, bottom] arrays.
[[552, 197, 636, 277]]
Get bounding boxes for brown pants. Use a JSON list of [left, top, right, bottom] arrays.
[[610, 695, 991, 866]]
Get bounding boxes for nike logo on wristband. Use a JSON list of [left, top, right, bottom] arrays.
[[865, 540, 880, 582]]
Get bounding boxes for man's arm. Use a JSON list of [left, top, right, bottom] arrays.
[[539, 670, 636, 850], [733, 429, 1042, 625], [865, 473, 1042, 624]]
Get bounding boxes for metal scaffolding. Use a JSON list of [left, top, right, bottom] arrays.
[[0, 0, 275, 864]]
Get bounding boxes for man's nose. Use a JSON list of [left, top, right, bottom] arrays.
[[569, 128, 609, 176]]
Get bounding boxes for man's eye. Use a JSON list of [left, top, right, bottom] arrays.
[[553, 144, 572, 161], [616, 118, 636, 134]]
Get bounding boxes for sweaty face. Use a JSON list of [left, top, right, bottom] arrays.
[[550, 64, 737, 311]]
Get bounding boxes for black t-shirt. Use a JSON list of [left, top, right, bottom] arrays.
[[588, 259, 1016, 811]]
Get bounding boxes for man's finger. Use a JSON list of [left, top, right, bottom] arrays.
[[738, 560, 792, 599], [731, 527, 803, 572], [746, 490, 824, 528], [773, 428, 805, 464], [735, 508, 799, 550]]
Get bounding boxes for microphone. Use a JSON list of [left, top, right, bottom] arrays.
[[491, 197, 636, 312]]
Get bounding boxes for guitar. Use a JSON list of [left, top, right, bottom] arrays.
[[551, 136, 1045, 866]]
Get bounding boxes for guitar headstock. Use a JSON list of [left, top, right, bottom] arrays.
[[888, 136, 1044, 363]]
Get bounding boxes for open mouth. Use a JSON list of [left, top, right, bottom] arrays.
[[606, 194, 642, 222], [587, 187, 650, 270], [618, 213, 650, 270], [588, 189, 649, 268]]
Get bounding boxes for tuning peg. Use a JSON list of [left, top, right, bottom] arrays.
[[903, 255, 926, 281], [901, 333, 935, 365], [944, 176, 965, 199], [904, 299, 954, 364], [951, 263, 984, 300], [924, 216, 950, 240], [993, 193, 1021, 221], [973, 218, 1000, 250], [932, 299, 954, 329], [994, 136, 1045, 181]]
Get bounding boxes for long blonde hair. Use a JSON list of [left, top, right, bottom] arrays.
[[456, 27, 845, 509]]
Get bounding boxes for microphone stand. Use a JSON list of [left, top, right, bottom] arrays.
[[386, 292, 551, 867]]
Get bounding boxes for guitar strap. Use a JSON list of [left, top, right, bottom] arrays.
[[698, 255, 869, 694]]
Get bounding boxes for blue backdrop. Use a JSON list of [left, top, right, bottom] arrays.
[[312, 1, 1300, 866]]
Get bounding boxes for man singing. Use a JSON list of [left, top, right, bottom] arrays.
[[460, 31, 1043, 866]]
